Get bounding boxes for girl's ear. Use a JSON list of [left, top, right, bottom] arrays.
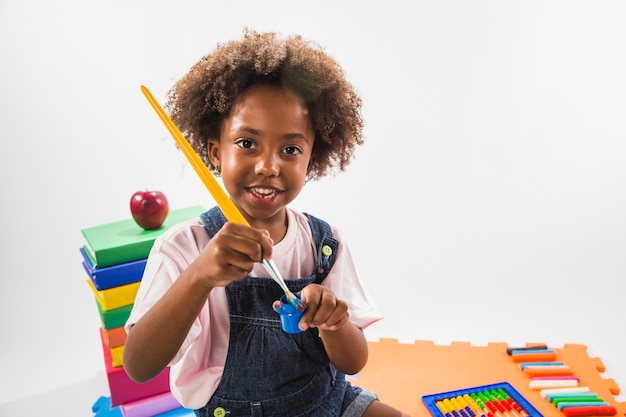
[[206, 139, 221, 170]]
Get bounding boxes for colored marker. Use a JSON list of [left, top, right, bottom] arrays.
[[552, 396, 602, 407], [533, 375, 580, 381], [519, 361, 564, 370], [540, 386, 590, 398], [506, 344, 548, 355], [511, 350, 557, 363], [557, 400, 609, 411], [546, 392, 597, 402], [561, 405, 617, 417], [510, 348, 555, 355], [523, 364, 573, 377], [529, 377, 579, 389]]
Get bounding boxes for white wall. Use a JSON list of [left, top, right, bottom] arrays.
[[1, 0, 625, 408]]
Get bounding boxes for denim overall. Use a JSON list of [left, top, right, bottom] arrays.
[[195, 207, 369, 417]]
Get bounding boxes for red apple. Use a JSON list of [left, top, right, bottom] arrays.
[[130, 190, 169, 230]]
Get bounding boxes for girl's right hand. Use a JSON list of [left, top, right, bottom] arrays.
[[188, 222, 273, 289]]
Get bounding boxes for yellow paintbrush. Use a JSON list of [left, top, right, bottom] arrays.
[[140, 85, 304, 311]]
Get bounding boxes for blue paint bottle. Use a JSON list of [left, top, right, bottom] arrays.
[[276, 294, 304, 334]]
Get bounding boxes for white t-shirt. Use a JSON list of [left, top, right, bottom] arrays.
[[125, 208, 383, 409]]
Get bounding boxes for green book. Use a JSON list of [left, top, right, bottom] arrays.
[[95, 298, 134, 330], [81, 205, 206, 268]]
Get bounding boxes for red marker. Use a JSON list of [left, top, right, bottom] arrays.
[[562, 405, 617, 417]]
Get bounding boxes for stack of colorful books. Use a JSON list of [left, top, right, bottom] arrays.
[[80, 206, 206, 417]]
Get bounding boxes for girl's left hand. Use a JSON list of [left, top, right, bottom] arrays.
[[295, 284, 350, 331]]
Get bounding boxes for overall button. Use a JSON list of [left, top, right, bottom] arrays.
[[213, 407, 227, 417]]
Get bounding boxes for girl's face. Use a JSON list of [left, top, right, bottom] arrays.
[[208, 84, 314, 233]]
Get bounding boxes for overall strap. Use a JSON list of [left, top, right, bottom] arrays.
[[199, 206, 227, 238], [303, 213, 339, 284]]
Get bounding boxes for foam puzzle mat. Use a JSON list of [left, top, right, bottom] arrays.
[[347, 339, 625, 417]]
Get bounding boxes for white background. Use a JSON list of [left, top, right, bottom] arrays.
[[1, 0, 625, 414]]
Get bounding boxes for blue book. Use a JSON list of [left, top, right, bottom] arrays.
[[80, 247, 146, 290]]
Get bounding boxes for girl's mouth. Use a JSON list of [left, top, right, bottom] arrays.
[[247, 186, 281, 204]]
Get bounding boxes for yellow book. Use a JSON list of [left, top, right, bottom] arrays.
[[109, 344, 124, 367], [87, 279, 140, 311]]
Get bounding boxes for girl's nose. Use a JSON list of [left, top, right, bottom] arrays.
[[255, 154, 279, 177]]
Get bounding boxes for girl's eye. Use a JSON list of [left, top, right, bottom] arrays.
[[283, 146, 302, 155], [235, 139, 256, 149]]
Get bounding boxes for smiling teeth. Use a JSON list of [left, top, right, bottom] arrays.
[[251, 187, 277, 198]]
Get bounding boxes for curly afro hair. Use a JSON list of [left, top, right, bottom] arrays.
[[165, 29, 364, 181]]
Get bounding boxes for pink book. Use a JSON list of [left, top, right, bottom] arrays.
[[99, 327, 170, 406]]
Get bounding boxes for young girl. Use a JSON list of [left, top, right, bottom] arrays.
[[123, 30, 410, 417]]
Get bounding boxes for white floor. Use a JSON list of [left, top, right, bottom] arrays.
[[0, 372, 109, 417]]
